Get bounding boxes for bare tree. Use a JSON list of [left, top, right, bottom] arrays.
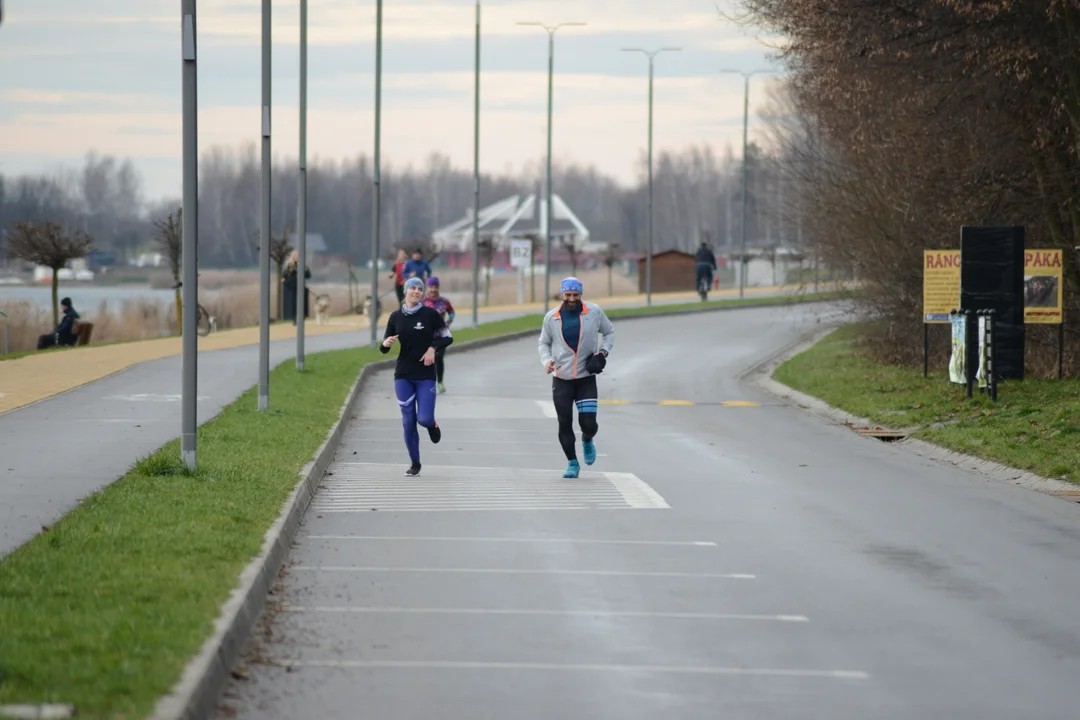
[[602, 242, 623, 297], [153, 208, 183, 327], [254, 227, 294, 321], [477, 237, 496, 305], [4, 220, 93, 327], [558, 235, 581, 278]]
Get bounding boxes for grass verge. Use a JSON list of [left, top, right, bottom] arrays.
[[774, 324, 1080, 484], [0, 293, 839, 718]]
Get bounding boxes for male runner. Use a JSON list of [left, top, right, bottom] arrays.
[[538, 277, 615, 478], [380, 276, 453, 476]]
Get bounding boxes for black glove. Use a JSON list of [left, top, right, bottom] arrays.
[[585, 352, 607, 375]]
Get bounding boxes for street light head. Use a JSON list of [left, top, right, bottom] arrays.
[[659, 47, 683, 53], [621, 47, 646, 52], [517, 21, 543, 26]]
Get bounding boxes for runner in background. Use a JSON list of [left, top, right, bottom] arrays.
[[424, 276, 456, 394], [390, 248, 407, 304]]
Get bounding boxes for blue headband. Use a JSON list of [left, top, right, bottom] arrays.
[[560, 277, 583, 294], [404, 277, 425, 292]]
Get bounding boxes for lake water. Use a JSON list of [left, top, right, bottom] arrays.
[[0, 284, 186, 313]]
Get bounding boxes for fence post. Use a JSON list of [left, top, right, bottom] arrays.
[[0, 310, 8, 356]]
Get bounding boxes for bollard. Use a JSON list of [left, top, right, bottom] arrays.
[[986, 309, 997, 401]]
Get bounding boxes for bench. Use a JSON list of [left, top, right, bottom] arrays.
[[75, 321, 94, 346]]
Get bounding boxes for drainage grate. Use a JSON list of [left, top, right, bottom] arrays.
[[849, 425, 908, 442]]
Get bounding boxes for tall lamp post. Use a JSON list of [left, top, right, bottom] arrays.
[[180, 0, 198, 470], [517, 20, 585, 314], [622, 47, 681, 307], [719, 68, 772, 298], [296, 0, 308, 369], [258, 0, 272, 410], [471, 0, 481, 328], [370, 0, 384, 348]]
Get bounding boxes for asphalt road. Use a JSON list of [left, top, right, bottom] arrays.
[[0, 285, 797, 558], [217, 303, 1080, 719]]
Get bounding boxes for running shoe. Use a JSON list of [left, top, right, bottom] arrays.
[[582, 439, 597, 465], [405, 462, 421, 476], [563, 460, 580, 479], [428, 422, 441, 444]]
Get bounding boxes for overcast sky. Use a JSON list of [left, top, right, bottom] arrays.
[[0, 0, 785, 202]]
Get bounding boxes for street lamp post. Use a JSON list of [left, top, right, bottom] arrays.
[[720, 68, 772, 298], [370, 0, 384, 348], [517, 20, 585, 314], [471, 0, 481, 328], [622, 47, 681, 307], [258, 0, 272, 410], [297, 0, 308, 370], [181, 0, 198, 470]]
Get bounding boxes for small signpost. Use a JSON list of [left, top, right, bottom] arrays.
[[510, 239, 531, 305]]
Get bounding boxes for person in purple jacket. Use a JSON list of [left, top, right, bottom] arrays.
[[423, 276, 456, 393]]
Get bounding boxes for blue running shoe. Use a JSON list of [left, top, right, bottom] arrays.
[[563, 460, 580, 479], [582, 440, 597, 466]]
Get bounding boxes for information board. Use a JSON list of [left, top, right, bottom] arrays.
[[923, 250, 960, 323]]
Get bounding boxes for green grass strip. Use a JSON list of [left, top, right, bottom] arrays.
[[0, 292, 837, 718], [774, 324, 1080, 484]]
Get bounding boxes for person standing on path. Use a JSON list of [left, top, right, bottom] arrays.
[[390, 249, 407, 304], [423, 276, 456, 394], [538, 277, 615, 478], [380, 277, 453, 476]]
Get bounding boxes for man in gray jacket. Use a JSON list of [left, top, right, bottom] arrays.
[[538, 277, 615, 478]]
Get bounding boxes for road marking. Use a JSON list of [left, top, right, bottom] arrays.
[[722, 400, 761, 407], [658, 400, 695, 406], [290, 567, 755, 579], [534, 400, 557, 418], [314, 464, 667, 512], [0, 705, 77, 719], [607, 472, 671, 509], [347, 439, 551, 445], [305, 536, 717, 547], [598, 399, 631, 405], [103, 393, 211, 402], [281, 606, 809, 622], [271, 660, 867, 680]]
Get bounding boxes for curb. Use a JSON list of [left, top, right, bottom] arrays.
[[743, 326, 1080, 500], [149, 297, 847, 720]]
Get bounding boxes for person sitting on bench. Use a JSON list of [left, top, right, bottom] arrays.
[[38, 297, 80, 350]]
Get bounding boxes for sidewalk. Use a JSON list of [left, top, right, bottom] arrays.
[[0, 285, 801, 415]]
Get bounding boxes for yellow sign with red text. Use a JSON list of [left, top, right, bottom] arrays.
[[923, 250, 961, 323], [922, 248, 1063, 324]]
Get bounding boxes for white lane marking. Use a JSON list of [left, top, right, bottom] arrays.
[[271, 660, 868, 680], [282, 606, 808, 622], [305, 536, 717, 547], [315, 464, 666, 512], [607, 471, 672, 509], [290, 567, 755, 579], [0, 705, 77, 719], [535, 400, 558, 418], [346, 439, 552, 445]]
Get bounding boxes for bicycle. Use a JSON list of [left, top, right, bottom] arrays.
[[697, 274, 711, 302]]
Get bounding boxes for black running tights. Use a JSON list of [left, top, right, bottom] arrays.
[[552, 375, 598, 461]]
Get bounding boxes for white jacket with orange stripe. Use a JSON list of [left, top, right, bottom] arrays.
[[537, 301, 615, 381]]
